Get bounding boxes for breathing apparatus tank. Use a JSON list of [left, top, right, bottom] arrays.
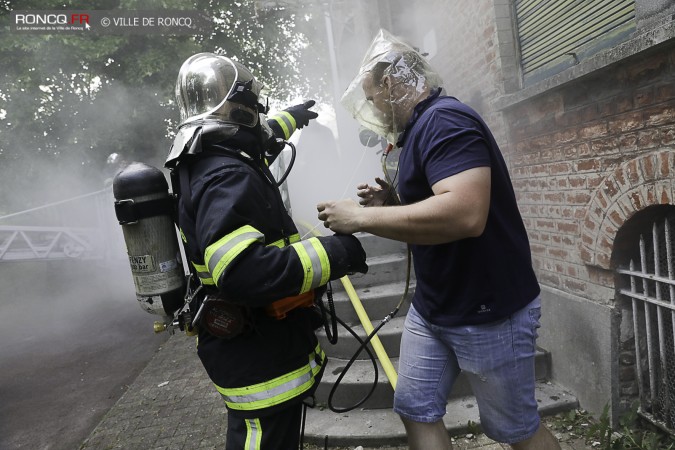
[[112, 162, 186, 327]]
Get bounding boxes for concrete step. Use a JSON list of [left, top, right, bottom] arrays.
[[304, 380, 579, 447], [334, 253, 414, 291], [354, 232, 409, 258], [316, 356, 398, 410], [315, 348, 552, 409], [322, 280, 415, 324], [317, 315, 406, 359]]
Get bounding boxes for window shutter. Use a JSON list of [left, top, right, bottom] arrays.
[[515, 0, 636, 85]]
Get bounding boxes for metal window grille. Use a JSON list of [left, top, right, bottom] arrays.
[[617, 214, 675, 434]]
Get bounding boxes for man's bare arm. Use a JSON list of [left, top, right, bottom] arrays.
[[317, 166, 491, 245]]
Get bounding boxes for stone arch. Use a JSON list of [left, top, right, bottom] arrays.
[[580, 149, 675, 269]]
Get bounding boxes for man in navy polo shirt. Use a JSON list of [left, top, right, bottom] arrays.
[[317, 30, 561, 450]]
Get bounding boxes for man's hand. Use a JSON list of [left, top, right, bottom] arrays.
[[357, 177, 396, 206], [317, 199, 363, 235], [284, 100, 318, 128]]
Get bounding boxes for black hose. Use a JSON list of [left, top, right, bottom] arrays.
[[317, 282, 338, 344], [327, 246, 412, 413], [327, 314, 380, 413], [275, 141, 296, 187]]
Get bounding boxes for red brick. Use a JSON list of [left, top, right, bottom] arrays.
[[580, 247, 593, 264], [657, 151, 672, 178], [549, 162, 572, 175], [579, 123, 608, 139], [634, 87, 654, 108], [625, 160, 641, 185], [608, 111, 644, 133], [548, 248, 569, 259], [658, 183, 672, 204], [568, 176, 586, 188], [591, 137, 620, 155], [643, 106, 675, 127], [596, 252, 611, 268], [618, 133, 638, 151], [630, 190, 645, 210], [582, 232, 595, 246], [608, 208, 625, 228], [637, 129, 662, 149], [564, 278, 587, 295], [577, 159, 601, 171], [539, 271, 561, 286], [536, 219, 556, 230], [603, 178, 620, 198], [640, 155, 657, 181], [662, 126, 675, 145], [557, 221, 579, 234], [553, 128, 578, 143], [576, 142, 592, 157]]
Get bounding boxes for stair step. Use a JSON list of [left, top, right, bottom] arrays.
[[354, 232, 409, 258], [318, 315, 406, 359], [316, 356, 398, 410], [324, 280, 415, 324], [333, 253, 414, 290], [304, 380, 579, 447]]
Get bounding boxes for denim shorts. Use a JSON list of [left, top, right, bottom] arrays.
[[393, 297, 542, 444]]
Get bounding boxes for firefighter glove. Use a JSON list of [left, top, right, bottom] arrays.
[[333, 234, 368, 274], [284, 100, 318, 129]]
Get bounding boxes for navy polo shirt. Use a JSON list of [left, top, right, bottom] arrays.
[[397, 92, 540, 326]]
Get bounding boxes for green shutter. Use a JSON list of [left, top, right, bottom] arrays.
[[515, 0, 636, 85]]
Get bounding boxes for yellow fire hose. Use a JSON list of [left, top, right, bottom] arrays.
[[339, 275, 398, 391], [298, 219, 400, 391]]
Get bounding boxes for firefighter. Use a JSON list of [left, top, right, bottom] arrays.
[[165, 53, 369, 449]]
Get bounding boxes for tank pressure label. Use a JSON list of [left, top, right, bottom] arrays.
[[129, 254, 156, 273], [159, 259, 178, 273]]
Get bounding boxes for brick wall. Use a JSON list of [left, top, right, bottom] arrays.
[[504, 46, 675, 298]]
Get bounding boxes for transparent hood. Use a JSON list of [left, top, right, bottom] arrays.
[[340, 29, 442, 145]]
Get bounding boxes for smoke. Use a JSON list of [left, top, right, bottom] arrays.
[[275, 3, 388, 233]]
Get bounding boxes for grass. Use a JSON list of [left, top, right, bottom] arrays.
[[547, 405, 675, 449]]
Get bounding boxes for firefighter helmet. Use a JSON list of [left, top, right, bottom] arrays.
[[175, 52, 263, 129]]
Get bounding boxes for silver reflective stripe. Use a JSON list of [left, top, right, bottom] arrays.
[[206, 230, 264, 278], [221, 356, 320, 405], [299, 239, 324, 290], [245, 418, 261, 450]]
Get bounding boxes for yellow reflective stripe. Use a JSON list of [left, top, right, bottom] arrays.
[[290, 237, 331, 294], [216, 344, 325, 411], [245, 418, 262, 450], [205, 225, 264, 287], [191, 262, 215, 285], [267, 233, 301, 248], [179, 228, 187, 244], [270, 111, 296, 139]]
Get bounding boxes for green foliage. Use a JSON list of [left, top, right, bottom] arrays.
[[0, 0, 330, 212], [552, 405, 675, 450]]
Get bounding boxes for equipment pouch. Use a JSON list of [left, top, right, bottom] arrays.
[[196, 295, 251, 339]]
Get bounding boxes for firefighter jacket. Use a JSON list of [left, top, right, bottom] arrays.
[[174, 139, 367, 418]]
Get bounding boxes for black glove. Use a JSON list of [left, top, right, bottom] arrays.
[[283, 100, 318, 129], [332, 234, 368, 275]]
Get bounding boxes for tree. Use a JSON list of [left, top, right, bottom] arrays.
[[0, 0, 329, 212]]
